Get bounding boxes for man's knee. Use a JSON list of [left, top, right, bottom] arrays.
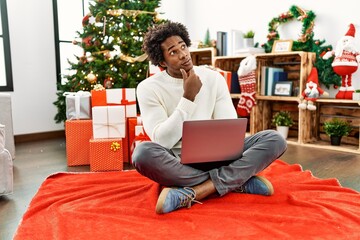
[[132, 141, 154, 167]]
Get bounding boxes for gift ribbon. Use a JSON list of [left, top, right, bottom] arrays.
[[63, 91, 91, 119], [121, 88, 136, 106], [130, 131, 151, 153], [93, 121, 125, 138]]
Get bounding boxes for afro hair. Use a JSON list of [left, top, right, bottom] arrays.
[[142, 21, 191, 66]]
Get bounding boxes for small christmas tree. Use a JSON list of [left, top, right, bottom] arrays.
[[54, 0, 164, 123], [203, 28, 211, 46]]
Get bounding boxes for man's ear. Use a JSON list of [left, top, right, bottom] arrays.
[[159, 61, 167, 68]]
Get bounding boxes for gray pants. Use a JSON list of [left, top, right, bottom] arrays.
[[132, 130, 287, 196]]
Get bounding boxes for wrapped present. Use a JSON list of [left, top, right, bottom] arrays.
[[149, 63, 164, 76], [64, 91, 92, 120], [92, 106, 126, 139], [129, 117, 150, 163], [205, 66, 231, 92], [127, 117, 138, 163], [91, 88, 137, 117], [90, 138, 123, 172], [65, 120, 92, 166], [217, 69, 232, 92]]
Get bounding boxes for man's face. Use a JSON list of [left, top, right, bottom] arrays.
[[160, 35, 193, 78]]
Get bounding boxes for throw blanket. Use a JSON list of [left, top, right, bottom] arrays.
[[14, 160, 360, 239]]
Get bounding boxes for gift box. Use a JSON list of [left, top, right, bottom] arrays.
[[128, 117, 150, 163], [64, 91, 92, 120], [127, 117, 138, 163], [91, 88, 137, 117], [92, 106, 126, 139], [218, 69, 232, 92], [65, 120, 93, 166], [89, 138, 123, 172]]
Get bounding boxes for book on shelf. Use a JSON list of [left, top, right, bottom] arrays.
[[260, 66, 284, 96], [216, 31, 227, 56]]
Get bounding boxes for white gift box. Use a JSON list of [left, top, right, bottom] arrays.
[[64, 91, 92, 120], [134, 125, 145, 147], [106, 88, 137, 117], [92, 106, 126, 139]]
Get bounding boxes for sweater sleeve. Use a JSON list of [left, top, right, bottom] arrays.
[[136, 80, 196, 149]]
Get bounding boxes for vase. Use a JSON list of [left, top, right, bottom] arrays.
[[276, 126, 289, 139], [243, 38, 254, 48], [330, 136, 342, 146], [352, 92, 360, 101]]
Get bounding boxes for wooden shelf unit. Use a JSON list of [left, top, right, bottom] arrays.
[[190, 47, 216, 66], [214, 51, 360, 154]]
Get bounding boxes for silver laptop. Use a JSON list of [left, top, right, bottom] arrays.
[[175, 118, 247, 164]]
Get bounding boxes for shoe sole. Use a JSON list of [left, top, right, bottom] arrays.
[[256, 176, 274, 196], [155, 187, 171, 214]]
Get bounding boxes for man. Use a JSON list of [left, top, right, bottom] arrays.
[[132, 21, 287, 214]]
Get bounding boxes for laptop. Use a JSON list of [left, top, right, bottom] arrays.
[[174, 118, 248, 164]]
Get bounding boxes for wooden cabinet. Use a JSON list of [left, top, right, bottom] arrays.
[[190, 47, 216, 66], [213, 51, 360, 154]]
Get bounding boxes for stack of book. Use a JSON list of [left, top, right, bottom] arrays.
[[260, 66, 287, 96]]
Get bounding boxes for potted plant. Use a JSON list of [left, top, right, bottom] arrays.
[[272, 111, 294, 139], [323, 118, 352, 146], [243, 30, 255, 48], [352, 89, 360, 101]]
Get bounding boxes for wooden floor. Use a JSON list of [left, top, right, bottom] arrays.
[[1, 137, 360, 240]]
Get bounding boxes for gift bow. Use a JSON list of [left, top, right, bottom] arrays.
[[110, 141, 121, 152], [63, 91, 91, 119], [130, 132, 151, 153]]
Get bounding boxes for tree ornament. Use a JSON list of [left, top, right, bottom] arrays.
[[82, 13, 91, 26], [104, 78, 113, 89], [87, 73, 97, 83], [82, 36, 93, 47]]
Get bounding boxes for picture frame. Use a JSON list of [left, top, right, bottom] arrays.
[[272, 40, 293, 53], [273, 81, 293, 96]]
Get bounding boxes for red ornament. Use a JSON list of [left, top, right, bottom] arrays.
[[333, 85, 338, 89], [103, 78, 113, 89], [82, 36, 92, 47], [82, 14, 91, 26]]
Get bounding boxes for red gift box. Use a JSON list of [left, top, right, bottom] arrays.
[[89, 138, 124, 172], [128, 117, 150, 163], [127, 117, 138, 163], [90, 89, 137, 117], [65, 120, 93, 166], [217, 69, 232, 92]]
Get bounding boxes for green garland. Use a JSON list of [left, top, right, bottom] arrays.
[[263, 5, 341, 88]]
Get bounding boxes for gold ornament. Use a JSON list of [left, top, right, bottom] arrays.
[[87, 73, 97, 83]]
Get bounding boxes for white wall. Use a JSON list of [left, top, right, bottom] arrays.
[[5, 0, 360, 135]]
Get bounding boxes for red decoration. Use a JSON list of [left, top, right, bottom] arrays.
[[82, 14, 91, 26], [82, 36, 92, 47]]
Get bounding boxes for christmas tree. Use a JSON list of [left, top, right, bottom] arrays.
[[54, 0, 164, 123]]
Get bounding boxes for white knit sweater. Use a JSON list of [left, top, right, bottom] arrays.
[[136, 66, 237, 149]]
